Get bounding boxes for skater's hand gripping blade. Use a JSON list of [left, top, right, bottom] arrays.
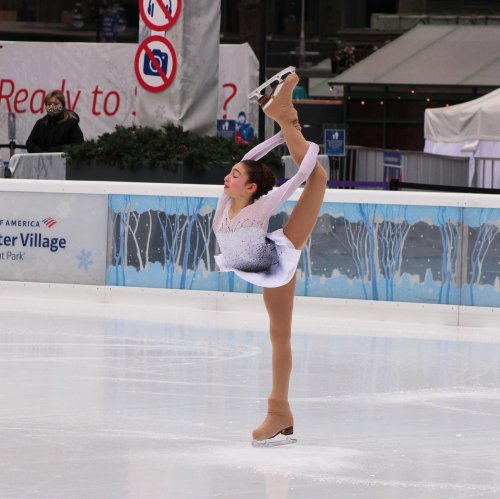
[[251, 435, 297, 447], [248, 66, 296, 101]]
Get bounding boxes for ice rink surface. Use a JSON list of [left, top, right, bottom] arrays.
[[1, 296, 500, 499]]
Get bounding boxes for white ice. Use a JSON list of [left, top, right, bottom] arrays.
[[0, 296, 499, 499]]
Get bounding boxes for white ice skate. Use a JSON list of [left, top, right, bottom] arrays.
[[251, 426, 297, 447], [248, 66, 296, 109]]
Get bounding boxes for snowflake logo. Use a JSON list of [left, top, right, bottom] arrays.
[[76, 249, 93, 271], [154, 105, 167, 119]]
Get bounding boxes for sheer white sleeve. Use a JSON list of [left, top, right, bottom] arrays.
[[241, 131, 285, 161], [259, 142, 320, 215]]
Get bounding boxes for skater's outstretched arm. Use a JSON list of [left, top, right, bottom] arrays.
[[241, 131, 285, 162], [260, 141, 319, 214]]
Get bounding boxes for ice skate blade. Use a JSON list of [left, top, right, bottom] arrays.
[[252, 435, 297, 448], [248, 66, 296, 101]]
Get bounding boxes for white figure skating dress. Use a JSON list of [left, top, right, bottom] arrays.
[[213, 131, 320, 288]]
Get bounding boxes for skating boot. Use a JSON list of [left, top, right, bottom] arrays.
[[248, 66, 296, 106], [249, 68, 301, 130], [252, 398, 297, 447]]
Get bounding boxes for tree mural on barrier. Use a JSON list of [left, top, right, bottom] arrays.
[[301, 238, 312, 296], [156, 197, 183, 289], [190, 202, 215, 290], [107, 195, 499, 307], [359, 204, 379, 301], [468, 208, 500, 306], [344, 204, 413, 302], [343, 204, 379, 300], [179, 197, 204, 289], [109, 196, 215, 289], [111, 194, 132, 285], [377, 205, 411, 302], [344, 217, 370, 299], [437, 207, 461, 305]]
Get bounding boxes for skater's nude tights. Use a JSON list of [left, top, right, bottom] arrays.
[[263, 118, 327, 401]]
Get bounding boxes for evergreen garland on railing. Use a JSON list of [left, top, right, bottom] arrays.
[[64, 122, 283, 173]]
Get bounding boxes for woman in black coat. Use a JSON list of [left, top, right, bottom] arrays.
[[26, 90, 84, 153]]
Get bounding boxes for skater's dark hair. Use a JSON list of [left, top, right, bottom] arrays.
[[242, 160, 276, 200]]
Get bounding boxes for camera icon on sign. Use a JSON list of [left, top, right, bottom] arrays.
[[143, 49, 168, 76]]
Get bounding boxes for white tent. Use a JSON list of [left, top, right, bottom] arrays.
[[424, 89, 500, 188]]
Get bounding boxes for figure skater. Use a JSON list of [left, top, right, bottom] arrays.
[[213, 68, 327, 446]]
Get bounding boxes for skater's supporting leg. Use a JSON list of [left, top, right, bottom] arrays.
[[252, 275, 297, 443], [264, 274, 296, 401]]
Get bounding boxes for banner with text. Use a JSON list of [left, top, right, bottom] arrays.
[[0, 41, 136, 153], [0, 192, 107, 284], [0, 39, 258, 156]]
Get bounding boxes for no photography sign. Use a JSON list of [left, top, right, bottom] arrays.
[[139, 0, 182, 31], [134, 35, 178, 93]]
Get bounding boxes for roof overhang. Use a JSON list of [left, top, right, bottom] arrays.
[[331, 25, 500, 87]]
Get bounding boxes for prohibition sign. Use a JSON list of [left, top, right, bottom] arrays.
[[139, 0, 182, 31], [135, 35, 178, 93]]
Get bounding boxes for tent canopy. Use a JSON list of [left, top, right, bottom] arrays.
[[331, 25, 500, 86], [425, 88, 500, 142], [423, 88, 500, 189]]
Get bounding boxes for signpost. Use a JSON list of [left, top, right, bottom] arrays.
[[217, 119, 236, 140], [324, 128, 346, 157], [8, 113, 15, 141], [136, 0, 219, 135]]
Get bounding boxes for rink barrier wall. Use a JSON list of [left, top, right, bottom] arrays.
[[0, 179, 498, 326]]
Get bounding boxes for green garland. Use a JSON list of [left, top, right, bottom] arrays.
[[64, 122, 283, 173]]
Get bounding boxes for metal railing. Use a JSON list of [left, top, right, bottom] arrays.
[[1, 142, 28, 178], [0, 141, 27, 157], [472, 157, 500, 189], [334, 146, 469, 187], [283, 146, 472, 190]]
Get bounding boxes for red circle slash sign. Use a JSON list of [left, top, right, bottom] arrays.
[[139, 0, 182, 32], [134, 35, 178, 93]]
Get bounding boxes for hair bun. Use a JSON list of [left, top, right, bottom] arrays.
[[241, 160, 276, 200], [261, 165, 276, 195]]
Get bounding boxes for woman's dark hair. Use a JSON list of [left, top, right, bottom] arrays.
[[241, 159, 276, 200]]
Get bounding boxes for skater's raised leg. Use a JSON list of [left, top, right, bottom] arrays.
[[263, 72, 328, 250]]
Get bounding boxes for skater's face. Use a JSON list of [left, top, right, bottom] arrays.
[[224, 162, 256, 201]]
